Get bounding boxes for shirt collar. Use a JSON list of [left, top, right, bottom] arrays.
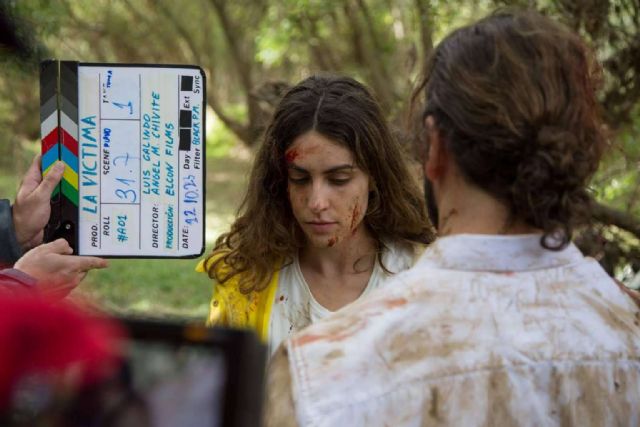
[[419, 234, 585, 272]]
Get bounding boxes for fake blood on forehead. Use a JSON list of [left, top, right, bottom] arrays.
[[285, 148, 301, 163], [286, 142, 324, 164]]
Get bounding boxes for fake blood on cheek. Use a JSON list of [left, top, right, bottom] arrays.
[[350, 203, 361, 235]]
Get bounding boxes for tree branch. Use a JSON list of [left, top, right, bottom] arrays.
[[209, 0, 252, 92], [355, 0, 384, 54], [209, 0, 266, 144], [155, 0, 201, 63], [295, 13, 340, 71], [343, 1, 395, 111], [206, 90, 251, 143], [414, 0, 434, 61], [592, 201, 640, 239]]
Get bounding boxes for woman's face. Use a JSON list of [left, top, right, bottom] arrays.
[[286, 131, 370, 249]]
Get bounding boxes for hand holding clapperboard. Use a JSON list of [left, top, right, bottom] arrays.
[[40, 61, 205, 258]]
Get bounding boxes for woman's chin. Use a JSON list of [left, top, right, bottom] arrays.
[[304, 234, 342, 249]]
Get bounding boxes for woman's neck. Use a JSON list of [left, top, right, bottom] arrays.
[[299, 225, 378, 312], [299, 225, 377, 277]]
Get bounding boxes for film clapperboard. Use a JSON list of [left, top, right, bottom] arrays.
[[40, 61, 205, 257]]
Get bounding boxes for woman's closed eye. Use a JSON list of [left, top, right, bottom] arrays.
[[288, 171, 353, 186], [329, 176, 351, 186], [288, 174, 310, 185]]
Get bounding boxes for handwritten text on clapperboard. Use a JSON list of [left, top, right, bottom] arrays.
[[78, 67, 204, 256]]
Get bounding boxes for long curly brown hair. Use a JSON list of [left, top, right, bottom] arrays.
[[206, 75, 434, 293], [411, 9, 607, 249]]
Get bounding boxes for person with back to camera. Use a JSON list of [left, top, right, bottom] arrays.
[[265, 9, 640, 426], [197, 75, 435, 355]]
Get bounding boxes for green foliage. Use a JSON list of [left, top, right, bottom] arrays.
[[75, 258, 212, 320], [429, 0, 494, 42], [207, 104, 248, 158], [0, 175, 19, 200], [593, 104, 640, 216]]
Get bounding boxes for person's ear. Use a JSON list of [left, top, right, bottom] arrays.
[[423, 116, 446, 182]]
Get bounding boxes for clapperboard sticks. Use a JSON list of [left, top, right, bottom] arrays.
[[40, 60, 79, 252]]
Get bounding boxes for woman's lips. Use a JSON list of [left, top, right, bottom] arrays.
[[306, 222, 337, 234]]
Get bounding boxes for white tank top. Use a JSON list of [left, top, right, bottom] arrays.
[[267, 241, 417, 356]]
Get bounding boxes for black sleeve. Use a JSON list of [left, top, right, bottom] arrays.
[[0, 199, 23, 266]]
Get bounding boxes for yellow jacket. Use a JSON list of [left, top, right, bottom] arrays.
[[196, 242, 425, 343], [196, 256, 280, 342]]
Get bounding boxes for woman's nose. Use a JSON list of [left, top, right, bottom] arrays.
[[308, 184, 330, 212]]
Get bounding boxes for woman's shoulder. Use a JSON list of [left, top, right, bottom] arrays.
[[197, 250, 283, 293]]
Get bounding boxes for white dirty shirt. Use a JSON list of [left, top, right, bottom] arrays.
[[266, 234, 640, 427], [268, 240, 416, 356]]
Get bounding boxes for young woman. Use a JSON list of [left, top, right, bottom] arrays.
[[197, 75, 434, 354]]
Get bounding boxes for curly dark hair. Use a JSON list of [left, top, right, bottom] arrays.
[[411, 9, 607, 249], [207, 75, 434, 293]]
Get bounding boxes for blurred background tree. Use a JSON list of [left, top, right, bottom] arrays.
[[1, 0, 638, 317]]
